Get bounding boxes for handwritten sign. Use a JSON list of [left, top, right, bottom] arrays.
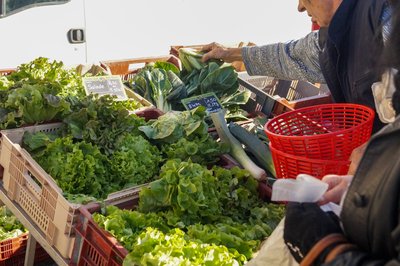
[[182, 92, 223, 114], [83, 75, 128, 101]]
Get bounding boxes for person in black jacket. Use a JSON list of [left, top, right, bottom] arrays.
[[283, 0, 400, 264]]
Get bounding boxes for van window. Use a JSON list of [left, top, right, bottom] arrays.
[[1, 0, 68, 17]]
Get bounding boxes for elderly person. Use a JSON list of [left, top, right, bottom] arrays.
[[202, 0, 391, 132]]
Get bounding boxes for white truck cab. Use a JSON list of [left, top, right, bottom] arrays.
[[0, 0, 310, 69]]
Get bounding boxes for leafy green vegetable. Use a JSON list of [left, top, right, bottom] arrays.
[[93, 206, 170, 251], [0, 207, 27, 241], [63, 94, 146, 155], [109, 134, 162, 187], [5, 57, 85, 97], [161, 137, 224, 165], [23, 131, 60, 155], [94, 160, 285, 264], [34, 137, 109, 198], [139, 107, 226, 164], [130, 50, 249, 120], [179, 48, 207, 73], [131, 63, 177, 112], [123, 227, 246, 266], [0, 84, 71, 129], [138, 159, 222, 225], [153, 61, 180, 76], [199, 63, 238, 97]]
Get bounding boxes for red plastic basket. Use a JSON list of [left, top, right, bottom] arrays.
[[0, 232, 51, 266], [265, 104, 374, 160], [0, 233, 28, 262], [270, 144, 350, 179]]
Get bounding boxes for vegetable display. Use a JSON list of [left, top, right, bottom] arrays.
[[0, 56, 284, 266], [0, 58, 144, 129], [93, 160, 285, 265], [22, 95, 161, 200], [130, 48, 251, 120]]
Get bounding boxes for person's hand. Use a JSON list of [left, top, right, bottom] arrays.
[[201, 42, 243, 63], [318, 175, 353, 205], [283, 202, 343, 263], [347, 142, 368, 175]]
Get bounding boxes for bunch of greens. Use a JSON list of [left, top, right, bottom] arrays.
[[0, 58, 143, 130], [0, 57, 81, 129], [63, 94, 147, 155], [123, 227, 246, 266], [33, 136, 109, 198], [0, 84, 71, 129], [130, 61, 180, 112], [109, 134, 162, 189], [138, 159, 222, 224], [129, 49, 250, 120], [26, 133, 162, 200], [138, 160, 284, 258], [93, 206, 170, 251], [23, 125, 161, 201], [176, 48, 251, 120], [93, 160, 285, 264], [0, 57, 85, 97], [178, 47, 208, 73], [0, 207, 27, 241], [139, 107, 226, 165]]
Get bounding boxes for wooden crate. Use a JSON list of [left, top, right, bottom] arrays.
[[100, 55, 181, 81]]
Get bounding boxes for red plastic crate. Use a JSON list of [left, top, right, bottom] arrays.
[[0, 233, 28, 262], [265, 103, 374, 160], [71, 197, 139, 266], [0, 233, 51, 266]]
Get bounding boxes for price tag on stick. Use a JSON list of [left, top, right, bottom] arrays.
[[181, 92, 223, 114], [83, 75, 128, 101]]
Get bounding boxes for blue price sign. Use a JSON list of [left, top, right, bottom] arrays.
[[182, 92, 223, 114]]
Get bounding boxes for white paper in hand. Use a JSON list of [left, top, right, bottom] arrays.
[[271, 174, 329, 203]]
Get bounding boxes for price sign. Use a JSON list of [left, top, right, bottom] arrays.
[[182, 92, 223, 114], [83, 75, 128, 101]]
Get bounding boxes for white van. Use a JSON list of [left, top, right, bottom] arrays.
[[0, 0, 310, 69]]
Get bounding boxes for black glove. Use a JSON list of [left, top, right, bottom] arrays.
[[283, 202, 343, 264]]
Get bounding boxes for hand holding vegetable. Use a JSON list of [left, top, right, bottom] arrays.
[[201, 42, 243, 63]]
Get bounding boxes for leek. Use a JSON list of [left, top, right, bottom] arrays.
[[211, 110, 267, 181]]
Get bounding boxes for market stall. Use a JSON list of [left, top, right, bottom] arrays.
[[0, 47, 372, 265]]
